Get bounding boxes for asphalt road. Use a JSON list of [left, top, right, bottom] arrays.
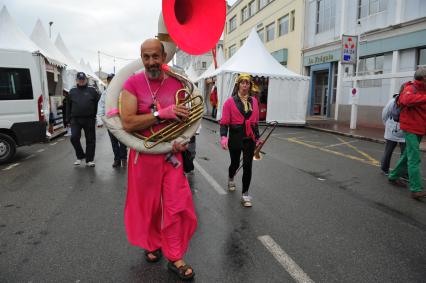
[[0, 120, 425, 282]]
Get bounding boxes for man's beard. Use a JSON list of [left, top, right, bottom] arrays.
[[147, 65, 162, 79]]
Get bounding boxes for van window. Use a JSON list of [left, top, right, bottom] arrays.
[[0, 68, 33, 100]]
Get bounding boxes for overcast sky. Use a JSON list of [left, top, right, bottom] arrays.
[[2, 0, 237, 74]]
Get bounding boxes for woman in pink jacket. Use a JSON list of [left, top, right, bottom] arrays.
[[220, 74, 261, 207]]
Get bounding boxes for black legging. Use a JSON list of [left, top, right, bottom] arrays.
[[228, 139, 255, 194]]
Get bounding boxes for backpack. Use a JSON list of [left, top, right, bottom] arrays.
[[390, 82, 417, 122]]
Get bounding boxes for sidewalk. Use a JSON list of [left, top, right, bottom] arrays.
[[203, 116, 426, 151], [306, 118, 426, 152]]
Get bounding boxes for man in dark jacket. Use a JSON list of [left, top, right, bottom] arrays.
[[66, 72, 101, 167], [388, 67, 426, 199]]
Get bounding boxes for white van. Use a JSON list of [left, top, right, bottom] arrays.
[[0, 50, 47, 164]]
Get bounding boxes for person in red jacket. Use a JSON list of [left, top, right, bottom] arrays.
[[210, 82, 218, 118], [388, 67, 426, 200]]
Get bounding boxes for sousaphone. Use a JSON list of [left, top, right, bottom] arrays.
[[102, 0, 226, 154]]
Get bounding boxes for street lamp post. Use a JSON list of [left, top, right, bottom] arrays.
[[49, 21, 53, 39]]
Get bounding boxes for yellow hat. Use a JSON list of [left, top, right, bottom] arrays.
[[237, 73, 252, 83]]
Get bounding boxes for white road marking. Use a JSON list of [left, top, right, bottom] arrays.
[[57, 138, 65, 142], [258, 235, 314, 283], [50, 142, 58, 146], [2, 163, 20, 171], [193, 160, 227, 195], [36, 149, 45, 153], [24, 154, 36, 160]]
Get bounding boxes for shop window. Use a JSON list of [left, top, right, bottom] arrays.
[[266, 22, 275, 42], [248, 1, 256, 17], [418, 48, 426, 66], [358, 55, 384, 75], [290, 10, 295, 32], [257, 28, 264, 42], [229, 15, 237, 33], [358, 0, 387, 19], [229, 44, 237, 57], [316, 0, 335, 34], [241, 6, 249, 23], [0, 67, 33, 100], [278, 15, 289, 36]]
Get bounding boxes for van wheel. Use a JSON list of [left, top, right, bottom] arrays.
[[0, 133, 16, 164]]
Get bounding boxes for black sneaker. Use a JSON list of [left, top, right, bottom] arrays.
[[112, 160, 120, 168]]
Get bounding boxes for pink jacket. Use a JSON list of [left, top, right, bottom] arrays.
[[220, 96, 259, 140]]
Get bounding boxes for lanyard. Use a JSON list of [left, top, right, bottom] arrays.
[[144, 73, 166, 110]]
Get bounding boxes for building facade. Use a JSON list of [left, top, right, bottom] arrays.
[[175, 41, 224, 78], [303, 0, 426, 127], [224, 0, 304, 74]]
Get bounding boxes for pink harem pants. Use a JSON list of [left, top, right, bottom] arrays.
[[125, 149, 197, 261]]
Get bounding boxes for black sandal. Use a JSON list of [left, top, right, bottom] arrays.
[[167, 261, 195, 280], [144, 249, 162, 263]]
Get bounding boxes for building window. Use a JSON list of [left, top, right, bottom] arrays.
[[248, 1, 256, 17], [358, 55, 384, 76], [290, 10, 295, 31], [316, 0, 335, 33], [202, 62, 207, 68], [229, 44, 237, 57], [257, 28, 264, 42], [278, 15, 289, 36], [241, 6, 249, 23], [417, 48, 426, 66], [358, 0, 387, 19], [0, 67, 33, 100], [266, 23, 275, 42], [240, 37, 246, 46], [259, 0, 267, 10], [229, 16, 237, 33]]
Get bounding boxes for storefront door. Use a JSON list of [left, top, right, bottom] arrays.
[[313, 71, 328, 116]]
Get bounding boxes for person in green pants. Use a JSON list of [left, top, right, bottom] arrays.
[[388, 67, 426, 200]]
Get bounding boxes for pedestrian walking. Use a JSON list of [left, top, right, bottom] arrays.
[[380, 86, 406, 175], [219, 73, 262, 207], [209, 82, 218, 118], [388, 67, 426, 199], [120, 39, 196, 280], [97, 73, 128, 168], [66, 72, 101, 167]]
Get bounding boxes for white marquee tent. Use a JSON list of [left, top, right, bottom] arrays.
[[195, 47, 225, 114], [30, 20, 68, 68], [212, 28, 310, 124], [0, 6, 53, 120]]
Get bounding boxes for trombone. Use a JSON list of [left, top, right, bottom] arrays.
[[235, 121, 278, 174]]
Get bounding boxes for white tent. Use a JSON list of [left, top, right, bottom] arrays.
[[213, 28, 310, 124], [54, 34, 82, 90], [30, 19, 67, 68], [195, 47, 225, 115], [0, 6, 51, 120]]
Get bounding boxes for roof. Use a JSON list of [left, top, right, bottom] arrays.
[[212, 28, 308, 80]]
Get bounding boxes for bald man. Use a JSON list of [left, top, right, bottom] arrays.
[[120, 39, 196, 280]]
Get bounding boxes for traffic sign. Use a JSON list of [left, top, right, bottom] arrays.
[[341, 35, 358, 64]]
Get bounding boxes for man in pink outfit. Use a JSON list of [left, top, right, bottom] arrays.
[[120, 38, 197, 280]]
